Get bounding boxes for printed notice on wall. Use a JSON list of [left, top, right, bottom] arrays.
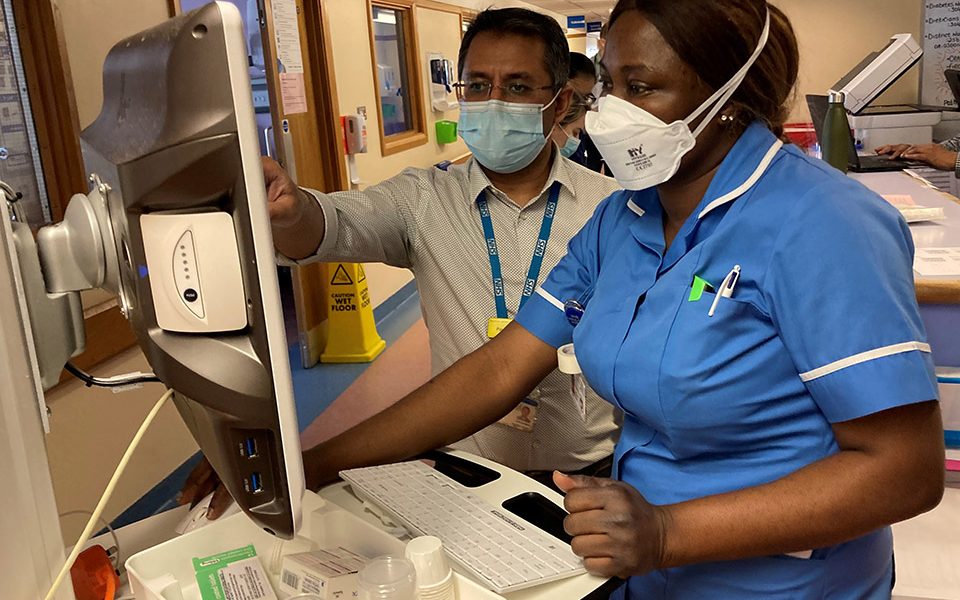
[[272, 0, 307, 114], [914, 247, 960, 277], [279, 73, 307, 114], [921, 1, 960, 108]]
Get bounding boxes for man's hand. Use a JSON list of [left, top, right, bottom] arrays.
[[555, 472, 668, 579], [876, 143, 958, 171], [900, 144, 958, 171], [262, 156, 325, 258], [262, 156, 307, 228], [874, 144, 912, 159], [177, 458, 234, 519]]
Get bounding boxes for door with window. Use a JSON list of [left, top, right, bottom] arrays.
[[368, 2, 427, 155]]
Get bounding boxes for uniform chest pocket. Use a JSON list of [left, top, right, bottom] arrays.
[[658, 289, 779, 447], [666, 291, 769, 380]]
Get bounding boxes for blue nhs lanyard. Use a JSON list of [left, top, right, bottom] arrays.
[[477, 182, 561, 319]]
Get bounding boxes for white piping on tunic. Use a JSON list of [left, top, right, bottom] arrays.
[[799, 341, 932, 382]]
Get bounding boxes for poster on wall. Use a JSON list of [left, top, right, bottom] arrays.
[[921, 0, 960, 108], [271, 0, 308, 115]]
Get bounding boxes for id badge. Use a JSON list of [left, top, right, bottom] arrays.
[[498, 398, 538, 432], [487, 317, 512, 339]]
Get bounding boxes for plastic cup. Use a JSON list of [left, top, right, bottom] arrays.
[[404, 536, 451, 586], [358, 555, 418, 600], [405, 536, 455, 599]]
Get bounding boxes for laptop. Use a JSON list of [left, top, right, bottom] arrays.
[[806, 94, 914, 172], [947, 69, 960, 108]]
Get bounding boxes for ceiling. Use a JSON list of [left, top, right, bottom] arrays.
[[522, 0, 616, 24]]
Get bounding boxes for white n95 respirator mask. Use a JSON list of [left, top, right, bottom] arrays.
[[586, 10, 770, 190]]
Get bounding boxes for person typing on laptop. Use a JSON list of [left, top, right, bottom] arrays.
[[875, 134, 960, 178]]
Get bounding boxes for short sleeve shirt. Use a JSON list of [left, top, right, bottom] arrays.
[[515, 122, 938, 598]]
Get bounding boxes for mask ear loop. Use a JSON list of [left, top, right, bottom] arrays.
[[541, 87, 568, 139], [540, 86, 565, 113], [686, 9, 771, 138]]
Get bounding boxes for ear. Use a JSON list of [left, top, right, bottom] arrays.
[[551, 86, 574, 128]]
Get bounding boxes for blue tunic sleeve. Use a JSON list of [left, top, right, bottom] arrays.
[[763, 178, 938, 423], [515, 191, 626, 348]]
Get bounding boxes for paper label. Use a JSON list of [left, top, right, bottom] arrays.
[[280, 72, 308, 115], [914, 247, 960, 277], [194, 545, 277, 600]]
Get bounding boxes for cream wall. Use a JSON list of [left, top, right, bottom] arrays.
[[326, 3, 469, 187], [434, 0, 565, 26], [58, 0, 172, 129], [59, 0, 171, 310], [772, 0, 923, 122], [567, 35, 587, 55]]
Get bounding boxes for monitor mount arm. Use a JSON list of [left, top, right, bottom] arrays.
[[6, 173, 122, 392]]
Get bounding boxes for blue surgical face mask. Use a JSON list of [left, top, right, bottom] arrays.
[[558, 127, 582, 158], [458, 91, 560, 174]]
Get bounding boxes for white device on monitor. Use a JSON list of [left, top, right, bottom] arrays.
[[6, 0, 303, 544], [831, 33, 922, 115]]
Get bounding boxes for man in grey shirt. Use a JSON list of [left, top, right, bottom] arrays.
[[265, 9, 621, 488]]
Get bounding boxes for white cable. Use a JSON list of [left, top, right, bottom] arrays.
[[58, 510, 122, 571], [44, 388, 174, 600]]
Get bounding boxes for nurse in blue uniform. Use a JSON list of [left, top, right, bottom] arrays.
[[511, 0, 945, 597], [231, 0, 944, 596]]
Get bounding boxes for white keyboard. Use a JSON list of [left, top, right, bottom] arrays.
[[340, 461, 585, 593]]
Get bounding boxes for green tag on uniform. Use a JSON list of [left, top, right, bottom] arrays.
[[688, 275, 716, 302]]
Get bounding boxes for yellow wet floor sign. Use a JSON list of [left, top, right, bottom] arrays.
[[321, 263, 386, 363]]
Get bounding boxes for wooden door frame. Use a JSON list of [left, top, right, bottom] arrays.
[[304, 0, 349, 191], [12, 0, 85, 223]]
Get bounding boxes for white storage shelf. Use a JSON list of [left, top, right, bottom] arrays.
[[126, 491, 504, 600]]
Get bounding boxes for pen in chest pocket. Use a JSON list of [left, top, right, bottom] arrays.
[[708, 264, 741, 317]]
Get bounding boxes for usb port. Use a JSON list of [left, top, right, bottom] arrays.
[[242, 437, 257, 458], [249, 472, 263, 494]]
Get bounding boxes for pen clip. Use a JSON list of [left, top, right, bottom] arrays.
[[708, 265, 741, 317]]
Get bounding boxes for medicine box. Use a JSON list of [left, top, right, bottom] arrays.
[[278, 547, 366, 598]]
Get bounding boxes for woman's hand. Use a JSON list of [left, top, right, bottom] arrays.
[[900, 144, 958, 171], [554, 472, 668, 579]]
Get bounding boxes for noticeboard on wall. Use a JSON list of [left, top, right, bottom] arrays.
[[921, 0, 960, 108]]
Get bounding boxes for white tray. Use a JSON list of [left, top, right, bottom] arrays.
[[126, 491, 504, 600]]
